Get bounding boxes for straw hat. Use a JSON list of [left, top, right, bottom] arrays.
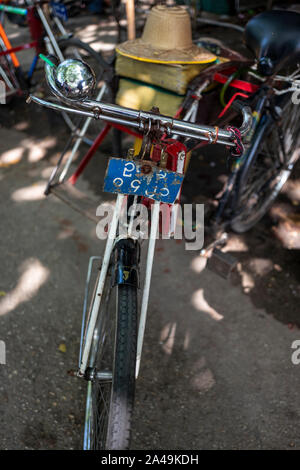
[[116, 5, 217, 65]]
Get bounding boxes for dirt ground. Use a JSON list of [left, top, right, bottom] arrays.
[[0, 6, 300, 450]]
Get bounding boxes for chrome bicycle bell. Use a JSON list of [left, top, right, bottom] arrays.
[[54, 59, 96, 100]]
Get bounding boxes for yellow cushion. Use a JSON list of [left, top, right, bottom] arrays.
[[116, 78, 183, 117], [115, 52, 212, 95]]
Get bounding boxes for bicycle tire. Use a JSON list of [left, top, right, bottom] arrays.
[[84, 275, 137, 450], [230, 97, 300, 233]]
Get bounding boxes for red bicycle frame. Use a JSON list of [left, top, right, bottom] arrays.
[[0, 2, 49, 83]]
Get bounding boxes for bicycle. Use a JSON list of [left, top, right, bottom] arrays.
[[27, 53, 252, 449], [0, 0, 109, 123], [28, 8, 300, 450]]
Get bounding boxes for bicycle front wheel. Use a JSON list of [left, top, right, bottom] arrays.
[[84, 277, 137, 450]]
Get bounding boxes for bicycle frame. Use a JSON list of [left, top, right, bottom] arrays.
[[77, 133, 190, 379], [78, 193, 161, 379]]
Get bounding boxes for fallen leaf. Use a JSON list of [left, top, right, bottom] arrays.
[[58, 343, 67, 353]]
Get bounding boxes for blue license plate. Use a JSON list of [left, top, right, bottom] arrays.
[[103, 158, 184, 204], [51, 1, 68, 21]]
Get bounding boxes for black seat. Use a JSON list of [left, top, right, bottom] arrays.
[[245, 10, 300, 75]]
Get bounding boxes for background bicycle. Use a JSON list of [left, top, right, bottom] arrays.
[[0, 0, 108, 110]]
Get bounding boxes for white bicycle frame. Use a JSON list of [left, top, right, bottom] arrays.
[[78, 193, 160, 380]]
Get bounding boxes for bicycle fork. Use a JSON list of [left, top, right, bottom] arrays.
[[78, 193, 160, 380]]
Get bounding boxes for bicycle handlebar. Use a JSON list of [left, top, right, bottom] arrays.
[[27, 58, 253, 150]]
